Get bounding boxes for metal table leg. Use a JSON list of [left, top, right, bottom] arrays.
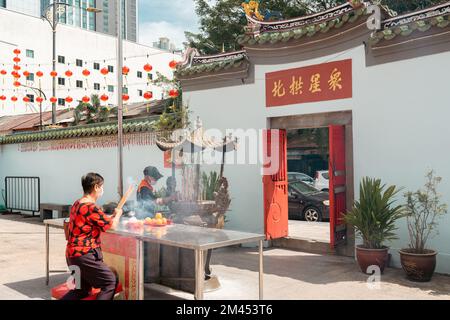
[[259, 240, 264, 300], [195, 249, 204, 300], [46, 224, 49, 286], [137, 239, 144, 300]]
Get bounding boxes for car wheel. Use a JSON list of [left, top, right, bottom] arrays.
[[303, 207, 322, 222], [322, 189, 329, 192]]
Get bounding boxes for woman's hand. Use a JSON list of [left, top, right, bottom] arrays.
[[110, 208, 123, 230]]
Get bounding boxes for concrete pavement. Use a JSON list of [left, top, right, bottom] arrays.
[[1, 214, 450, 300]]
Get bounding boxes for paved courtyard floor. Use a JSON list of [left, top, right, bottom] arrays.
[[1, 214, 450, 300], [288, 220, 330, 242]]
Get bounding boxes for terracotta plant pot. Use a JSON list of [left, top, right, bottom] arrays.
[[356, 245, 389, 274], [399, 249, 437, 282]]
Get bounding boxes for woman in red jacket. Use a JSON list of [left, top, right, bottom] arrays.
[[63, 173, 123, 300]]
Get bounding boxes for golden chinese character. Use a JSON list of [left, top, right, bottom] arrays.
[[289, 76, 304, 95], [272, 80, 286, 98], [328, 68, 343, 91], [309, 73, 322, 93]]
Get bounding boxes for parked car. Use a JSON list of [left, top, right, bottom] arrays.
[[288, 172, 315, 185], [314, 170, 329, 191], [288, 180, 330, 222]]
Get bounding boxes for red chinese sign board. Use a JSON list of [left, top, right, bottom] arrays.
[[266, 59, 352, 107]]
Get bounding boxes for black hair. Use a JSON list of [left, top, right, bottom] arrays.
[[81, 173, 104, 194]]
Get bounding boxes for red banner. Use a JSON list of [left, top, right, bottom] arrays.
[[266, 59, 352, 107]]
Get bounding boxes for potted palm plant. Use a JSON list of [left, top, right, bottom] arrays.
[[400, 171, 448, 282], [344, 177, 406, 274]]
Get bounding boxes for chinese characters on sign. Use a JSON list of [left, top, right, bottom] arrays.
[[266, 59, 352, 107]]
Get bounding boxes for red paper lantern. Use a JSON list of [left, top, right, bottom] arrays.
[[50, 97, 57, 104], [12, 71, 20, 79], [122, 94, 130, 101], [36, 71, 44, 77], [144, 64, 153, 72], [82, 96, 90, 103], [36, 96, 44, 103], [23, 71, 30, 77], [100, 67, 109, 76], [169, 60, 178, 69], [13, 57, 21, 63], [169, 89, 179, 98], [0, 70, 7, 75], [13, 81, 21, 87], [143, 91, 153, 100], [65, 70, 73, 77], [11, 96, 18, 102], [122, 66, 130, 75], [82, 69, 91, 77], [23, 96, 30, 103], [100, 94, 109, 102], [50, 70, 58, 77], [65, 96, 73, 103], [0, 95, 6, 101], [13, 65, 21, 71], [13, 49, 21, 55]]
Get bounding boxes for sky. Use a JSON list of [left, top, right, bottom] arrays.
[[138, 0, 200, 49]]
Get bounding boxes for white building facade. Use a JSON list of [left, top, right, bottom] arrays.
[[0, 7, 179, 117]]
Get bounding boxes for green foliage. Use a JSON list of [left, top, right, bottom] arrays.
[[72, 94, 115, 125], [201, 171, 220, 201], [186, 0, 444, 54], [404, 171, 448, 253], [344, 177, 407, 249]]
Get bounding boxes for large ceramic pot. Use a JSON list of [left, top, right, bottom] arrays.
[[356, 245, 389, 274], [399, 249, 437, 282]]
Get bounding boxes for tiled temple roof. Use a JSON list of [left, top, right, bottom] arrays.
[[370, 1, 450, 45], [0, 117, 157, 145], [174, 50, 249, 78]]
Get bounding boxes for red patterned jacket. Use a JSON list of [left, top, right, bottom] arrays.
[[66, 200, 112, 258]]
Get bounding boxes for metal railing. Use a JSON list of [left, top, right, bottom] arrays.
[[5, 177, 40, 216]]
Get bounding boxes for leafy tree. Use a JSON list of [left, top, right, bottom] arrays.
[[185, 0, 445, 54], [73, 94, 116, 125]]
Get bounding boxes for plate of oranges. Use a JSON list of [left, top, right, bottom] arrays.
[[144, 212, 172, 227]]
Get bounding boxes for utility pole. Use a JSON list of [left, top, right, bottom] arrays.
[[51, 1, 57, 124], [117, 0, 124, 197]]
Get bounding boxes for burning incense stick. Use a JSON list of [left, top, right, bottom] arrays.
[[117, 184, 135, 210]]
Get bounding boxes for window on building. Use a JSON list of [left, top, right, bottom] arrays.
[[94, 83, 100, 90], [58, 55, 65, 64], [122, 87, 128, 94], [138, 89, 143, 97], [148, 73, 153, 81], [108, 65, 114, 73], [26, 94, 34, 103], [108, 85, 114, 93], [26, 73, 35, 82], [137, 71, 143, 78], [58, 98, 66, 106], [26, 49, 34, 59], [58, 77, 65, 86], [94, 63, 100, 70], [76, 59, 83, 67], [76, 80, 83, 88]]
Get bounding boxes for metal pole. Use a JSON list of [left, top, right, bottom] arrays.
[[117, 0, 124, 197], [52, 1, 57, 125], [46, 224, 49, 286], [259, 240, 264, 300]]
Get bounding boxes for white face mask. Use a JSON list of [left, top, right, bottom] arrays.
[[97, 186, 104, 198]]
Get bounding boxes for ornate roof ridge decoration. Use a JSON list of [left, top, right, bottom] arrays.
[[238, 1, 368, 46], [0, 117, 157, 145], [175, 50, 249, 78], [382, 1, 450, 28], [243, 0, 366, 35], [370, 1, 450, 46], [156, 117, 238, 153]]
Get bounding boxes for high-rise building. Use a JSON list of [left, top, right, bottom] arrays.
[[153, 37, 177, 52], [0, 0, 137, 41]]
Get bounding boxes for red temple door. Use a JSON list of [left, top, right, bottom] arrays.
[[329, 125, 347, 247], [263, 129, 288, 240]]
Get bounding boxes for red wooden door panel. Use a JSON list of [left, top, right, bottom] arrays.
[[329, 125, 347, 247], [263, 129, 288, 240]]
